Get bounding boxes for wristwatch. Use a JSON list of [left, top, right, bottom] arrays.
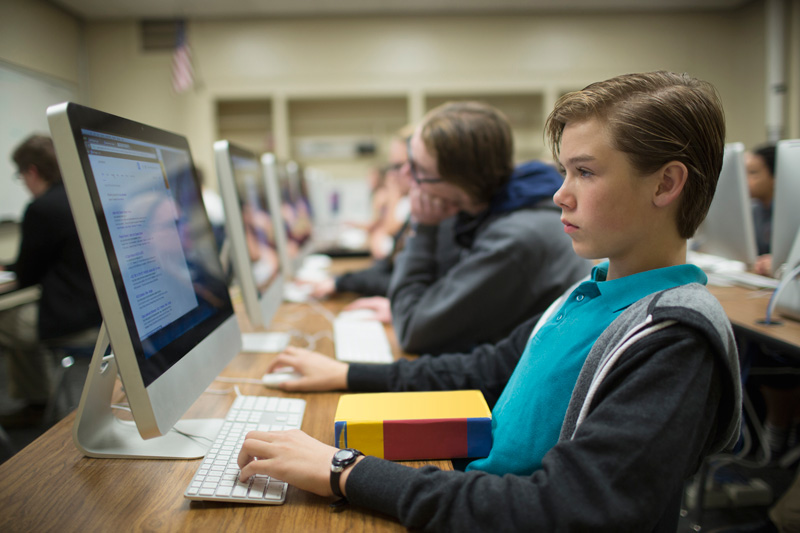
[[330, 448, 363, 499]]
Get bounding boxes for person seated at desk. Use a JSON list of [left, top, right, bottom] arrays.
[[387, 101, 590, 355], [239, 72, 742, 531], [363, 127, 413, 261], [743, 143, 800, 462], [0, 135, 101, 428], [309, 127, 415, 301], [745, 143, 776, 276]]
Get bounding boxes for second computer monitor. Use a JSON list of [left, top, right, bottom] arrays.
[[214, 141, 284, 329], [771, 139, 800, 275], [693, 142, 758, 266]]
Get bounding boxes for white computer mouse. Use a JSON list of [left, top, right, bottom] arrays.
[[261, 367, 302, 388]]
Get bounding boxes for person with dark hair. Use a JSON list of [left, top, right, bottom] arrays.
[[745, 143, 776, 275], [743, 142, 800, 467], [238, 72, 742, 531], [0, 134, 101, 427]]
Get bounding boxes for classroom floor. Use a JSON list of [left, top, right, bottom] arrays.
[[0, 350, 795, 531]]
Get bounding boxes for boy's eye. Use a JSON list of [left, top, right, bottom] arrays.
[[577, 167, 594, 178]]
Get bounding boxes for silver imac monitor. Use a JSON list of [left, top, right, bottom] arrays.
[[48, 102, 242, 459], [770, 139, 800, 275], [213, 141, 288, 352], [692, 142, 758, 266], [774, 228, 800, 322]]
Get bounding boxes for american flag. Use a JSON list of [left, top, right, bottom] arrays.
[[172, 20, 194, 93]]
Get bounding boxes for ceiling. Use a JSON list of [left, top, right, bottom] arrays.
[[49, 0, 753, 20]]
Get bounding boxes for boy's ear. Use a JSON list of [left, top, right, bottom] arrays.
[[652, 161, 688, 208]]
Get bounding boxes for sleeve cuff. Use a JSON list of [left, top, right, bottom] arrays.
[[347, 363, 393, 392], [344, 456, 421, 518]]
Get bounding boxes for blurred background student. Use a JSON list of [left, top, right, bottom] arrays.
[[307, 126, 415, 303], [0, 135, 101, 428], [742, 142, 800, 465], [745, 143, 776, 276]]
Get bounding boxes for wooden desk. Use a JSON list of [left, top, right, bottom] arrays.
[[708, 284, 800, 359], [0, 289, 449, 532]]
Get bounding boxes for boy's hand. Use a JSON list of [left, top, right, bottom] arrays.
[[343, 296, 392, 324], [754, 254, 773, 277], [266, 346, 349, 391], [307, 277, 336, 299], [409, 188, 459, 226], [238, 429, 346, 497]]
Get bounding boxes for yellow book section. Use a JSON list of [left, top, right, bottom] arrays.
[[335, 390, 491, 420], [334, 390, 492, 460]]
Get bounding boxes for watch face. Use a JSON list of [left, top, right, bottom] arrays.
[[334, 449, 355, 462]]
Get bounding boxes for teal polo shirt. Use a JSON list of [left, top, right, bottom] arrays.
[[466, 261, 707, 475]]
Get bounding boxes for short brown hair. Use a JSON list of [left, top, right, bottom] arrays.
[[12, 135, 62, 186], [545, 71, 725, 239], [420, 101, 514, 201]]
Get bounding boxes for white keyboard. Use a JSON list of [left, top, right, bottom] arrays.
[[184, 395, 306, 505], [708, 270, 780, 290], [333, 318, 394, 364]]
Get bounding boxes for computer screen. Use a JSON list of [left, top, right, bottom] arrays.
[[771, 139, 800, 275], [48, 102, 242, 459], [775, 228, 800, 322], [692, 142, 758, 266], [214, 141, 285, 335], [279, 160, 315, 273]]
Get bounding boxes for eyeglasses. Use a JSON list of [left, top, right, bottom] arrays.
[[12, 170, 23, 181], [383, 161, 404, 174], [406, 138, 444, 185]]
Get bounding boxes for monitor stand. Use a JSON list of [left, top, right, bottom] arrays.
[[72, 323, 224, 459], [240, 332, 290, 353]]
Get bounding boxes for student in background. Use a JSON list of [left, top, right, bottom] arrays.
[[0, 135, 101, 428], [240, 71, 741, 531], [745, 143, 776, 276], [365, 126, 413, 261], [743, 142, 800, 462], [388, 101, 590, 354], [308, 126, 416, 302]]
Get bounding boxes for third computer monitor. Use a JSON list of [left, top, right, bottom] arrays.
[[214, 141, 284, 330]]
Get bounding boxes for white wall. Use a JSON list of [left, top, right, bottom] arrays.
[[0, 0, 82, 225], [0, 0, 82, 84]]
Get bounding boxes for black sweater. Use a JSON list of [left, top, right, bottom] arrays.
[[9, 183, 101, 340]]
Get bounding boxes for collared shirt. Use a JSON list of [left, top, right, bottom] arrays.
[[467, 261, 707, 475]]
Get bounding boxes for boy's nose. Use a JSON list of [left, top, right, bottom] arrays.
[[553, 182, 571, 210]]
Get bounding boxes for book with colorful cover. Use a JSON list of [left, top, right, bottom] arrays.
[[333, 390, 492, 460]]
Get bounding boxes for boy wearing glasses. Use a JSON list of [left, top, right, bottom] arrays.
[[388, 101, 590, 355]]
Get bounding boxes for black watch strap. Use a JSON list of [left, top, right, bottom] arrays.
[[330, 448, 363, 500]]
